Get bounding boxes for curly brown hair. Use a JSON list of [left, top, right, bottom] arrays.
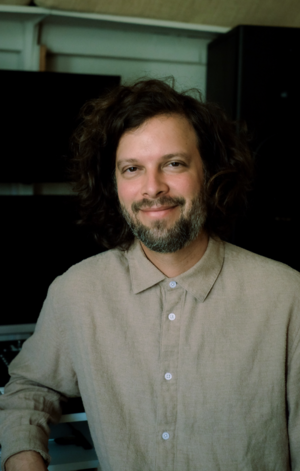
[[69, 78, 253, 250]]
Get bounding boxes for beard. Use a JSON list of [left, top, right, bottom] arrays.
[[119, 191, 207, 254]]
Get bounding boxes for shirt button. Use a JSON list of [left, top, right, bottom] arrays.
[[162, 432, 170, 440], [168, 313, 176, 321], [165, 372, 172, 380], [169, 281, 177, 288]]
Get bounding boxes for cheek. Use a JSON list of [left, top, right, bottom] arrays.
[[172, 175, 201, 198], [117, 179, 139, 207]]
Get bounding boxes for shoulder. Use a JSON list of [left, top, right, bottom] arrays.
[[223, 241, 300, 292], [49, 247, 129, 299]]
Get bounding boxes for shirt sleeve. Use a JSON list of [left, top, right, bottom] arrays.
[[287, 297, 300, 471], [0, 278, 80, 470]]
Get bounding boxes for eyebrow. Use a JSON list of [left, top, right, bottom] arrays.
[[116, 153, 190, 170]]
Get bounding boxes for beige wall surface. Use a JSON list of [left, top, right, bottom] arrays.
[[34, 0, 300, 28]]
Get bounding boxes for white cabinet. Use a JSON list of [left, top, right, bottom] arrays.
[[0, 4, 228, 92]]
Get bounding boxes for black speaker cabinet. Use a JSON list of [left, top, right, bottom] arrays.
[[206, 25, 300, 271]]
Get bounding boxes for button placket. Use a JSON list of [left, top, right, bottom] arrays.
[[156, 282, 185, 469]]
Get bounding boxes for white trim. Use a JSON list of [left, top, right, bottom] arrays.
[[47, 9, 230, 33], [0, 5, 47, 14], [0, 4, 229, 34]]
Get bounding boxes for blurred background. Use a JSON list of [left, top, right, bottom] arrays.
[[1, 1, 300, 469]]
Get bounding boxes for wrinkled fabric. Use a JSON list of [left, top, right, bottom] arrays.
[[1, 237, 300, 471]]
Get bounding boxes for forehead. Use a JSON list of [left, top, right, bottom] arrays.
[[116, 114, 199, 161]]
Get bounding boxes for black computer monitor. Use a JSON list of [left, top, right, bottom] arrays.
[[0, 70, 120, 182]]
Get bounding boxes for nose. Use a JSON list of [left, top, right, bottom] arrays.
[[142, 169, 169, 199]]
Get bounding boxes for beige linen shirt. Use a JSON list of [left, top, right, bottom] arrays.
[[1, 237, 300, 471]]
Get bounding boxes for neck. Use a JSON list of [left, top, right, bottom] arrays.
[[140, 231, 209, 277]]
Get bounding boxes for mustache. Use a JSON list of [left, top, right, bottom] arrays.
[[132, 196, 186, 213]]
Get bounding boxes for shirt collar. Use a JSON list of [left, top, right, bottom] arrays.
[[126, 237, 224, 302], [175, 236, 224, 302], [127, 239, 166, 294]]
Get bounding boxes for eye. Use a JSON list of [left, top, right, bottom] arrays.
[[168, 161, 182, 167], [124, 166, 137, 173]]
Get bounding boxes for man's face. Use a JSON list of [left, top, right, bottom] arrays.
[[115, 113, 207, 253]]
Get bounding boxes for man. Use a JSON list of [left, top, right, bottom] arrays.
[[1, 79, 300, 471]]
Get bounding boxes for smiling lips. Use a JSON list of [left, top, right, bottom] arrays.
[[140, 205, 176, 212], [139, 205, 178, 219]]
